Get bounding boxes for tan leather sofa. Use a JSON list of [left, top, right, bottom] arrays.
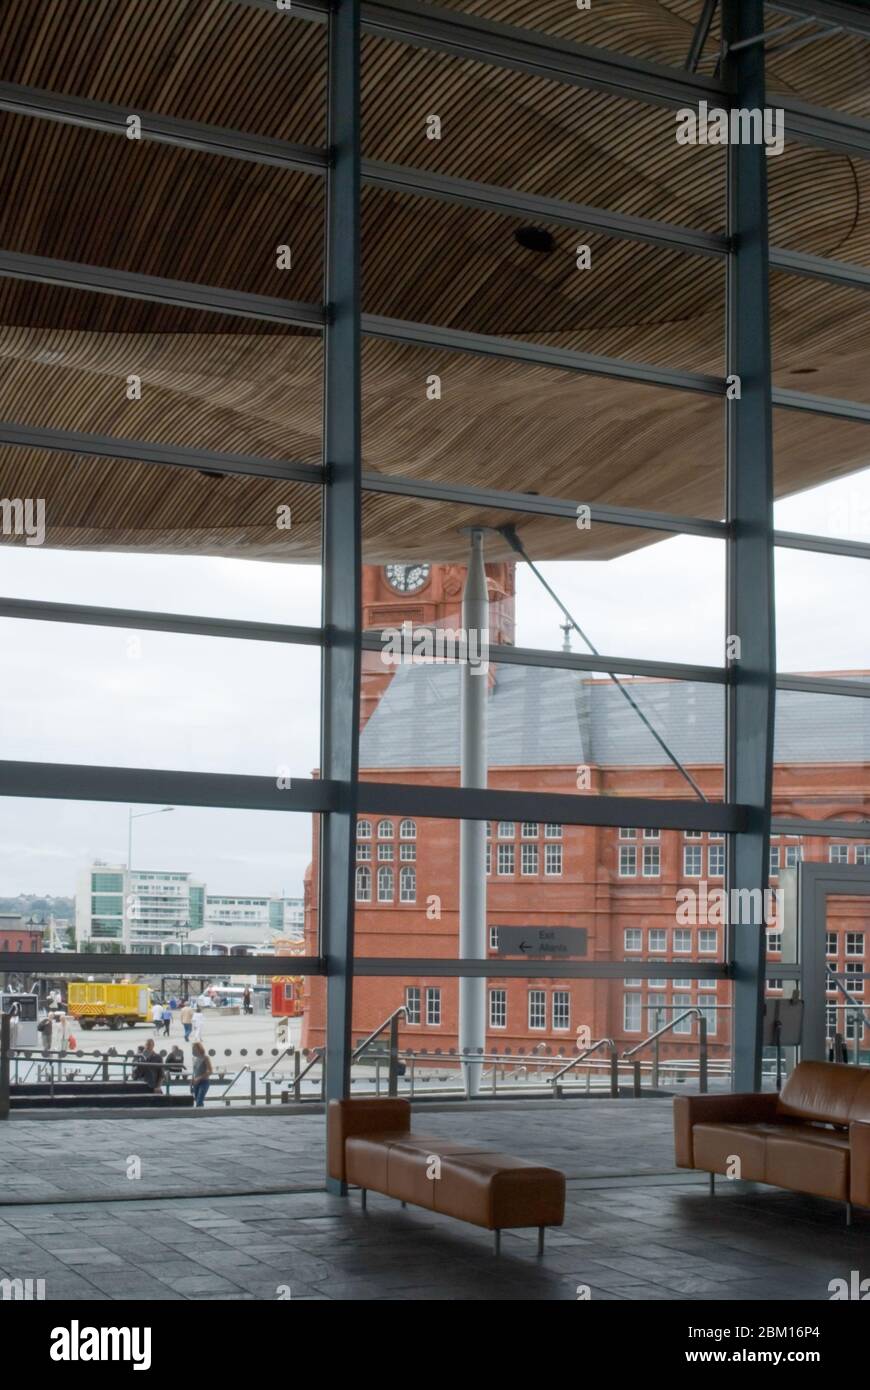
[[675, 1060, 870, 1222], [328, 1097, 566, 1253]]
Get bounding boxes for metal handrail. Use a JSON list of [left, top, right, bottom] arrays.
[[261, 1046, 295, 1082], [351, 1007, 406, 1060], [825, 964, 870, 1032], [550, 1038, 619, 1097], [622, 1008, 708, 1094]]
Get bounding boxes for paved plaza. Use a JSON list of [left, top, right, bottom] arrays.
[[1, 1100, 868, 1300]]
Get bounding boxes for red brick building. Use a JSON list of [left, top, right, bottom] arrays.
[[303, 564, 870, 1066]]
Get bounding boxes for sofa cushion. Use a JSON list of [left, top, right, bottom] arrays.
[[848, 1072, 870, 1124], [328, 1098, 411, 1182], [434, 1152, 565, 1231], [344, 1132, 411, 1190], [692, 1123, 768, 1181], [777, 1061, 868, 1128], [766, 1131, 850, 1201]]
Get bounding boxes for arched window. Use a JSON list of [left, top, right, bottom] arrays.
[[355, 866, 371, 902], [356, 819, 371, 839], [377, 866, 394, 902], [377, 819, 394, 840], [400, 866, 416, 903], [399, 819, 417, 840]]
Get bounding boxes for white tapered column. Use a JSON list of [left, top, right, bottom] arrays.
[[459, 528, 488, 1096]]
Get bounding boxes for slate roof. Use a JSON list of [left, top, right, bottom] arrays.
[[360, 663, 870, 770]]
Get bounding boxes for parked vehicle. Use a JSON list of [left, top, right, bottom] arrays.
[[66, 981, 152, 1030]]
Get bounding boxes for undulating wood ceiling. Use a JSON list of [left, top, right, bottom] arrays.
[[0, 0, 867, 564]]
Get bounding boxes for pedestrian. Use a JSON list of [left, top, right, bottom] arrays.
[[132, 1038, 165, 1094], [49, 1011, 67, 1054], [190, 1042, 212, 1107], [243, 987, 252, 1016], [191, 1004, 203, 1043], [165, 1044, 185, 1076], [152, 999, 163, 1036], [180, 999, 193, 1042], [37, 1011, 53, 1055], [161, 1003, 172, 1038]]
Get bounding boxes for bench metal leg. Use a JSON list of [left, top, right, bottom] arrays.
[[537, 1227, 545, 1257], [361, 1188, 367, 1211], [709, 1172, 715, 1196], [493, 1230, 501, 1256], [846, 1201, 852, 1227], [400, 1200, 406, 1208]]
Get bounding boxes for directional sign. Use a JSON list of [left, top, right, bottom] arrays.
[[495, 927, 587, 959]]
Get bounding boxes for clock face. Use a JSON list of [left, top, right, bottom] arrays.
[[384, 562, 431, 594]]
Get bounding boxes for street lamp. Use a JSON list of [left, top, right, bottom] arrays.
[[127, 806, 174, 871]]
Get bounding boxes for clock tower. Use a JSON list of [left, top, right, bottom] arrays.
[[360, 560, 516, 728]]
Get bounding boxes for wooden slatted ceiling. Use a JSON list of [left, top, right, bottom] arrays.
[[0, 0, 866, 566]]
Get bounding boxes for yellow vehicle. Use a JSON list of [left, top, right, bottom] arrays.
[[67, 982, 152, 1030]]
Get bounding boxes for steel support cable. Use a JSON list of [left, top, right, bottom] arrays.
[[496, 524, 709, 802]]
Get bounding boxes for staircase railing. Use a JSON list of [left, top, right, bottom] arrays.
[[623, 1009, 708, 1095]]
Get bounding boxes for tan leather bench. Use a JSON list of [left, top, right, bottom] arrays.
[[675, 1060, 870, 1223], [328, 1097, 566, 1253]]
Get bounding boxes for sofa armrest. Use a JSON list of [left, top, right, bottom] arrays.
[[849, 1120, 870, 1209], [327, 1098, 411, 1181], [674, 1092, 780, 1169]]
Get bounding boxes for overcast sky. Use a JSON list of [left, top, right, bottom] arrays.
[[0, 469, 866, 900]]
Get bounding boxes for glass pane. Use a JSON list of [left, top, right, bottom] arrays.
[[0, 285, 322, 465], [0, 114, 324, 298], [362, 343, 726, 518], [775, 548, 870, 671], [0, 1, 327, 142], [773, 407, 870, 533], [361, 186, 725, 372], [362, 36, 725, 230], [0, 446, 321, 623], [771, 272, 870, 406], [770, 144, 870, 266], [0, 616, 319, 777], [773, 691, 870, 818]]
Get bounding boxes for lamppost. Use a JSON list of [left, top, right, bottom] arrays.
[[127, 806, 174, 871]]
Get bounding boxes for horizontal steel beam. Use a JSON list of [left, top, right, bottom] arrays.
[[0, 761, 338, 813], [360, 630, 727, 684], [358, 0, 726, 108], [772, 818, 870, 838], [361, 314, 725, 395], [0, 760, 744, 832], [0, 82, 330, 176], [776, 673, 870, 698], [769, 246, 870, 292], [361, 470, 728, 538], [360, 783, 744, 833], [774, 529, 870, 561], [0, 421, 323, 486], [768, 0, 870, 40], [352, 958, 728, 979], [780, 94, 870, 157], [0, 248, 325, 329], [362, 159, 728, 257], [0, 951, 326, 976], [0, 597, 323, 647], [772, 387, 870, 423]]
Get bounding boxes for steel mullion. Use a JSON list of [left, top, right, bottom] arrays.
[[360, 784, 744, 833], [772, 388, 870, 423], [361, 313, 725, 395], [767, 0, 870, 40], [0, 82, 330, 176], [362, 471, 728, 537], [774, 530, 870, 561], [352, 959, 728, 979], [776, 673, 870, 698], [0, 421, 323, 486], [0, 760, 338, 813], [0, 248, 325, 329], [360, 630, 726, 684], [772, 818, 870, 838], [0, 951, 326, 976], [0, 597, 324, 647]]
